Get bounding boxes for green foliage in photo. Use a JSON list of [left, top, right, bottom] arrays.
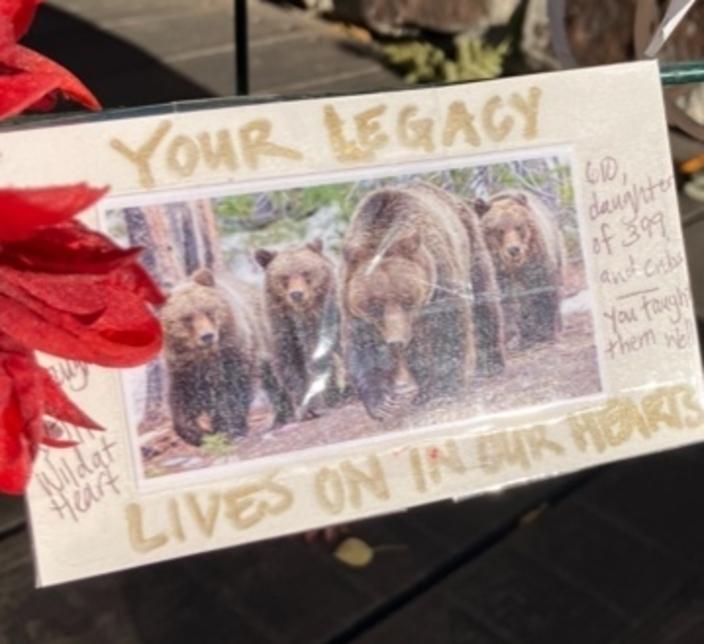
[[200, 433, 236, 458]]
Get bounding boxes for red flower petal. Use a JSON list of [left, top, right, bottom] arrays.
[[3, 352, 43, 453], [0, 0, 42, 42], [0, 184, 108, 242], [0, 184, 164, 371], [27, 89, 56, 112], [0, 72, 57, 120], [1, 267, 118, 316], [0, 334, 104, 493], [0, 19, 12, 48], [1, 221, 165, 304], [3, 222, 141, 272], [0, 43, 99, 112], [39, 369, 101, 430], [0, 285, 164, 367], [41, 435, 77, 448], [0, 369, 31, 494]]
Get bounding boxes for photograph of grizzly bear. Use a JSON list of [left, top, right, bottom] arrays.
[[477, 191, 567, 349], [104, 151, 602, 481], [254, 239, 346, 421], [340, 182, 504, 420], [160, 268, 291, 446]]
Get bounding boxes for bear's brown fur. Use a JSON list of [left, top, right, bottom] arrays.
[[255, 239, 345, 420], [160, 268, 290, 446], [476, 191, 566, 348], [340, 182, 504, 421]]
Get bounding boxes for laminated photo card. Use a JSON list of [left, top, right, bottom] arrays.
[[8, 60, 703, 585]]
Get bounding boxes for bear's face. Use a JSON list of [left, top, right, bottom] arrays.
[[161, 269, 232, 356], [255, 239, 333, 312], [479, 196, 534, 272], [346, 254, 433, 349]]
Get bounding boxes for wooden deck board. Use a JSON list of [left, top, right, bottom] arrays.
[[619, 581, 704, 644], [53, 0, 234, 23], [356, 446, 704, 643], [510, 502, 686, 618], [0, 497, 24, 537], [0, 477, 576, 644], [41, 0, 402, 100], [447, 547, 628, 644], [573, 446, 704, 567], [35, 9, 234, 66], [27, 1, 402, 105]]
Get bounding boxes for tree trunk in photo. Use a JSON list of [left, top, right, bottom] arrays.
[[124, 207, 158, 276], [196, 199, 224, 273], [123, 205, 176, 433], [139, 357, 169, 434], [178, 204, 199, 277], [144, 204, 184, 289]]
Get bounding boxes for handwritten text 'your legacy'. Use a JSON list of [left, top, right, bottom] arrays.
[[110, 88, 542, 189]]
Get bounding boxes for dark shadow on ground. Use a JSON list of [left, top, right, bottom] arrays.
[[23, 4, 214, 108]]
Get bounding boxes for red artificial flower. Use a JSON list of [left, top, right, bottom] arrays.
[[0, 0, 40, 40], [0, 185, 165, 367], [0, 185, 165, 493], [0, 2, 165, 494], [0, 333, 101, 494], [0, 0, 99, 119]]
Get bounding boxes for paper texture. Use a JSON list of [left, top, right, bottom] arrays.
[[8, 60, 702, 586]]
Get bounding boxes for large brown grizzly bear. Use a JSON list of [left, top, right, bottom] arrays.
[[255, 239, 345, 420], [340, 182, 505, 421], [160, 268, 290, 446], [476, 191, 566, 348]]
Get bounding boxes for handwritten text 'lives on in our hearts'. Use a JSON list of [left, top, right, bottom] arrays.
[[123, 384, 702, 555], [587, 156, 694, 358]]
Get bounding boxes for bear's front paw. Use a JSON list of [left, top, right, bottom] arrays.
[[295, 407, 322, 423], [295, 393, 326, 422], [369, 383, 418, 422], [226, 425, 249, 441], [173, 425, 203, 447], [478, 351, 505, 377]]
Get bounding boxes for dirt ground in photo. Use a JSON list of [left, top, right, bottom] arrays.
[[139, 306, 600, 479]]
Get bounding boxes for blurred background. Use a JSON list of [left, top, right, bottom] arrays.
[[2, 2, 704, 643]]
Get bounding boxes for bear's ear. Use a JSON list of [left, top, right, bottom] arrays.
[[474, 198, 490, 217], [255, 249, 276, 268], [307, 238, 323, 254], [512, 192, 528, 206], [342, 243, 361, 265], [192, 268, 216, 287]]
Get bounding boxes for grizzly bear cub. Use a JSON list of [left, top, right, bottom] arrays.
[[160, 268, 289, 446], [476, 191, 566, 348], [255, 239, 344, 421], [340, 182, 504, 421]]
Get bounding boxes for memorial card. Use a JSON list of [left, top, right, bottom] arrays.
[[11, 60, 703, 585]]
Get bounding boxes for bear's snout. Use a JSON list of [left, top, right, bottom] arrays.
[[502, 243, 525, 268], [198, 331, 216, 346], [289, 290, 304, 304], [381, 303, 413, 349]]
